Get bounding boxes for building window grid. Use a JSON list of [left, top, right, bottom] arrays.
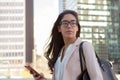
[[0, 9, 23, 14], [79, 16, 111, 22], [0, 59, 24, 65], [0, 37, 23, 42], [0, 44, 24, 50], [0, 0, 33, 77], [78, 4, 109, 10], [66, 0, 77, 10], [0, 2, 23, 6], [0, 16, 23, 21], [0, 23, 23, 28], [0, 31, 23, 35], [78, 0, 110, 4], [78, 1, 118, 58], [107, 0, 119, 59], [0, 52, 23, 57]]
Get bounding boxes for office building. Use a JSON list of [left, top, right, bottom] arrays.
[[0, 0, 34, 78], [59, 0, 120, 71]]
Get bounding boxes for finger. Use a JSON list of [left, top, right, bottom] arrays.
[[35, 75, 45, 80], [41, 79, 47, 80], [29, 70, 33, 74], [33, 73, 40, 77], [39, 73, 44, 77], [35, 75, 41, 80]]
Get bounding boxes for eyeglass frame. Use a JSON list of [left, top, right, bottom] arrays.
[[60, 20, 78, 28]]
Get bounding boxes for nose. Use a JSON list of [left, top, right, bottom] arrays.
[[67, 23, 72, 28]]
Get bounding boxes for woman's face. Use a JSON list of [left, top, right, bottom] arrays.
[[58, 14, 78, 39]]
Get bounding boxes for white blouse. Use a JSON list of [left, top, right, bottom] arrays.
[[54, 38, 103, 80], [55, 44, 73, 80]]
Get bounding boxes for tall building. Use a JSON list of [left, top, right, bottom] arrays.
[[106, 0, 119, 59], [59, 0, 78, 13], [0, 0, 34, 78], [59, 0, 120, 71]]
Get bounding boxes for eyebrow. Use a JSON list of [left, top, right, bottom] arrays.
[[61, 20, 76, 22]]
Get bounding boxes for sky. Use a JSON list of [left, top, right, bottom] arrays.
[[34, 0, 59, 55]]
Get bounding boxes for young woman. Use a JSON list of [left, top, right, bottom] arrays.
[[31, 10, 103, 80]]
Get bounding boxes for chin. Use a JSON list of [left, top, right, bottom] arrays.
[[66, 36, 75, 39]]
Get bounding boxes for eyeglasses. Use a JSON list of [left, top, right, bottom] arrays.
[[60, 20, 77, 28]]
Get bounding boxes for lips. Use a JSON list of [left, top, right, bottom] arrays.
[[66, 30, 72, 33]]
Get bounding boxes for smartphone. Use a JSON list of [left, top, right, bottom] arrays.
[[25, 65, 40, 76]]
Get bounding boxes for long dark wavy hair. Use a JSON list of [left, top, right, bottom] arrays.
[[44, 10, 81, 73]]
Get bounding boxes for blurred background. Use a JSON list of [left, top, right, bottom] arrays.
[[0, 0, 120, 79]]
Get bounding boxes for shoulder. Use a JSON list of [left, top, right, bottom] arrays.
[[82, 41, 93, 47], [75, 38, 94, 49], [81, 41, 95, 52]]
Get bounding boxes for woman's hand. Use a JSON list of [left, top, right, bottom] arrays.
[[30, 70, 47, 80], [33, 73, 47, 80]]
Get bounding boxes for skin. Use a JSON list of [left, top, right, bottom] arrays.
[[58, 14, 78, 43], [31, 14, 78, 80], [58, 14, 78, 61]]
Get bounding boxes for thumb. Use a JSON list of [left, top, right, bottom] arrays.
[[39, 73, 44, 77]]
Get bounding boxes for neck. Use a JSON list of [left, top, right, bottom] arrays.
[[63, 37, 77, 48]]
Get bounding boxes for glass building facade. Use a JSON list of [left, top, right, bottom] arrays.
[[77, 0, 119, 60], [0, 0, 34, 78], [59, 0, 120, 71], [106, 0, 119, 59]]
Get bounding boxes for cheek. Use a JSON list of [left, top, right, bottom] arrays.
[[76, 27, 78, 32], [58, 26, 61, 32], [58, 28, 66, 36], [58, 27, 65, 33], [74, 27, 78, 34], [74, 27, 79, 35]]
